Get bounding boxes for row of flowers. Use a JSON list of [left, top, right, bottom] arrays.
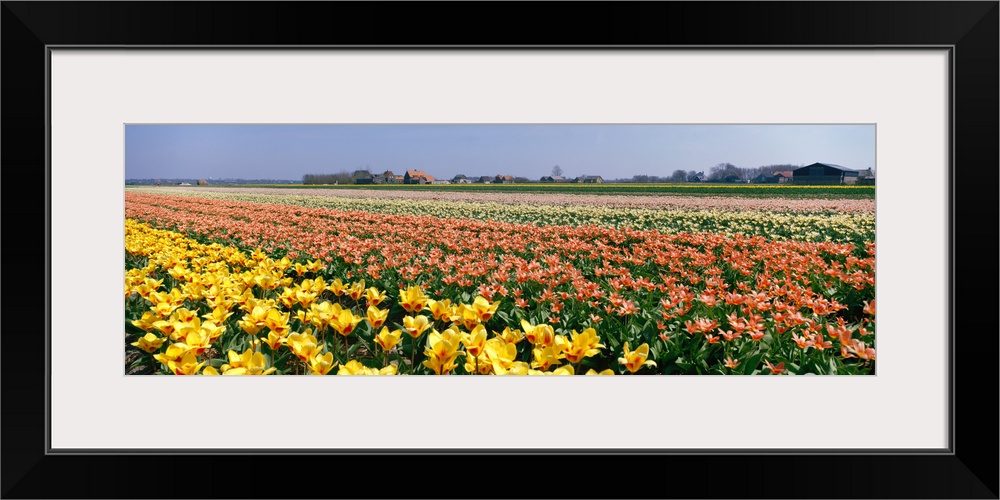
[[170, 186, 875, 213], [126, 188, 875, 244], [127, 220, 659, 375]]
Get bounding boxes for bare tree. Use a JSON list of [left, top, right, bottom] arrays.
[[670, 169, 687, 183], [552, 165, 563, 177]]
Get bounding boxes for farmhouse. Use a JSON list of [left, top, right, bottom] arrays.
[[792, 163, 860, 185], [381, 170, 399, 184], [575, 175, 604, 184], [476, 176, 492, 184], [353, 170, 374, 184], [404, 169, 435, 184], [540, 175, 568, 183], [753, 171, 795, 184], [773, 171, 794, 183], [494, 174, 514, 184], [452, 174, 472, 184]]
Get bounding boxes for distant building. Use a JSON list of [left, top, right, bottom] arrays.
[[476, 176, 493, 184], [792, 162, 860, 185], [382, 170, 399, 184], [431, 179, 451, 184], [540, 175, 568, 183], [494, 174, 514, 184], [452, 174, 472, 184], [575, 175, 604, 184], [404, 170, 435, 184], [689, 172, 707, 182], [197, 179, 209, 186], [353, 170, 374, 184], [773, 171, 794, 183]]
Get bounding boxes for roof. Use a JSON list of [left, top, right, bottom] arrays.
[[405, 169, 427, 177], [773, 171, 794, 177], [801, 162, 858, 172]]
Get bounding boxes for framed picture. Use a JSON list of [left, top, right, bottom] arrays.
[[4, 2, 996, 498]]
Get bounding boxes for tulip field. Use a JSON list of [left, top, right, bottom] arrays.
[[125, 186, 875, 376]]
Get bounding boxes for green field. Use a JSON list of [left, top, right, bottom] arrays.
[[202, 183, 876, 198]]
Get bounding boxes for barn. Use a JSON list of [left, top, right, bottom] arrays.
[[792, 163, 860, 185]]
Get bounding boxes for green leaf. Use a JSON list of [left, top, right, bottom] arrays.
[[743, 353, 763, 375], [828, 357, 839, 375]]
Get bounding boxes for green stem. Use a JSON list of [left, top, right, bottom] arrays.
[[410, 336, 419, 374], [343, 334, 349, 364]]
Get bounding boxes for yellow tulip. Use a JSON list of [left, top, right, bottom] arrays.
[[265, 309, 291, 336], [398, 285, 429, 313], [528, 365, 574, 375], [461, 324, 488, 357], [619, 342, 657, 373], [308, 301, 340, 331], [426, 299, 453, 321], [483, 338, 519, 374], [374, 327, 403, 353], [337, 360, 371, 375], [327, 278, 347, 296], [331, 309, 363, 337], [239, 305, 269, 336], [293, 262, 309, 276], [494, 326, 524, 345], [347, 280, 366, 301], [201, 306, 234, 325], [154, 345, 205, 375], [295, 288, 318, 309], [453, 304, 481, 331], [471, 296, 500, 322], [130, 332, 166, 353], [307, 352, 337, 375], [220, 349, 277, 375], [180, 329, 212, 356], [286, 330, 324, 363], [403, 315, 431, 339], [306, 259, 325, 273], [366, 306, 389, 329], [422, 328, 465, 375], [337, 360, 397, 375], [262, 330, 286, 352], [563, 328, 605, 364], [364, 287, 387, 307], [585, 368, 615, 375], [521, 320, 555, 347], [531, 344, 565, 371], [130, 312, 159, 332]]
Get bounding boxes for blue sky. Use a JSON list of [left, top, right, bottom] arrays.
[[125, 124, 875, 180]]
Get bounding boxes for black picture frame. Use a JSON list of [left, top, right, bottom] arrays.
[[3, 2, 997, 498]]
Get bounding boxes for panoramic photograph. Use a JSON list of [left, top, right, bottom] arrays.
[[124, 124, 876, 376]]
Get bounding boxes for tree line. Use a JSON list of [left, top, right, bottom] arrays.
[[611, 163, 801, 183], [303, 171, 355, 184]]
